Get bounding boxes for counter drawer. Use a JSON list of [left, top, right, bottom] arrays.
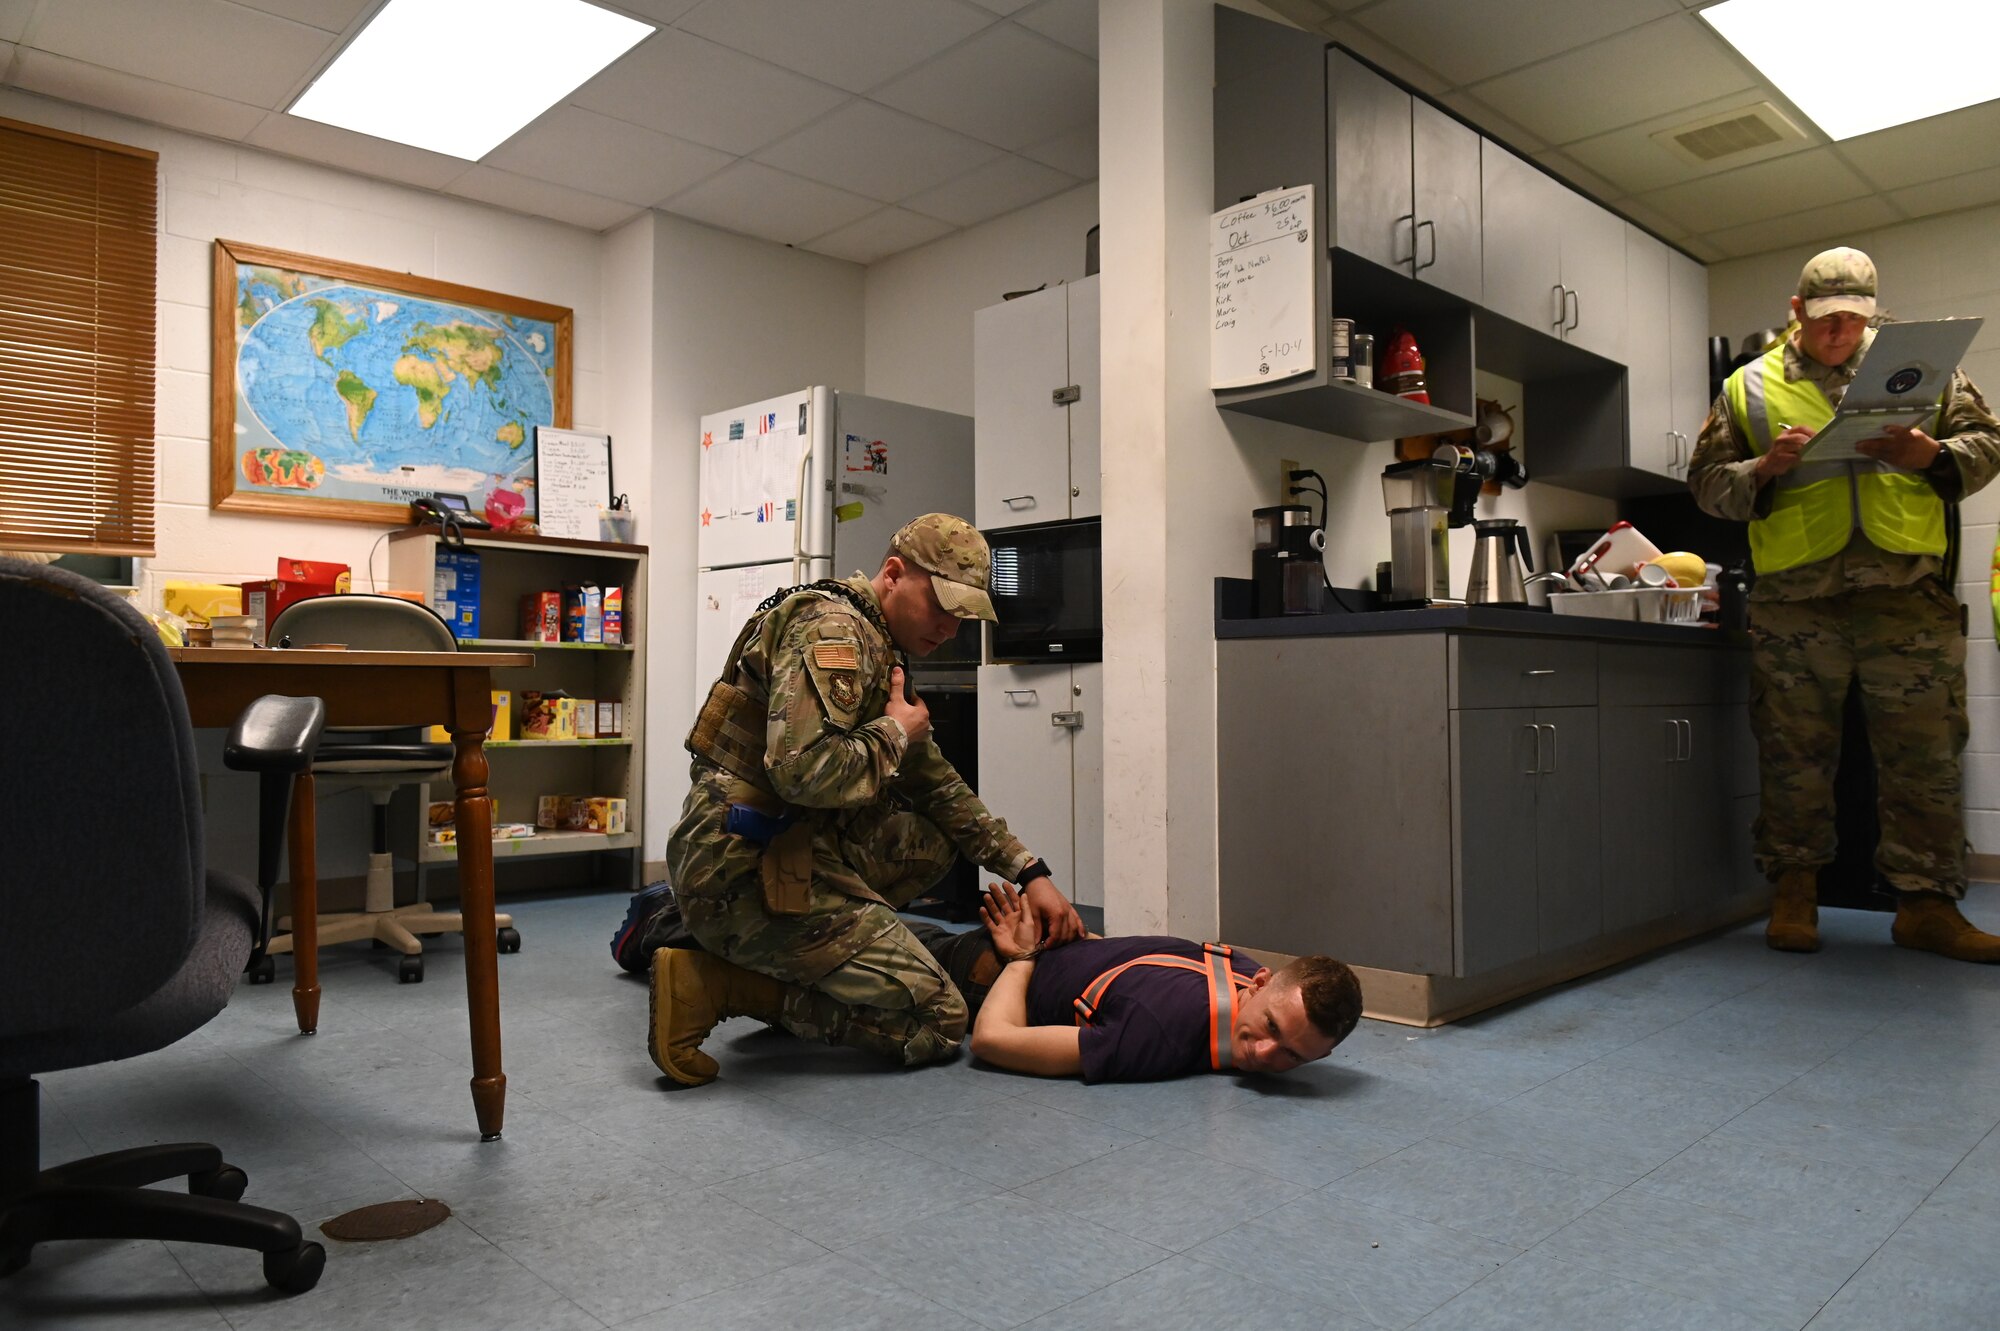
[[1450, 635, 1597, 710], [1598, 642, 1748, 707]]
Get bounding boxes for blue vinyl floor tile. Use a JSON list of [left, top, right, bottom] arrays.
[[9, 891, 2000, 1330]]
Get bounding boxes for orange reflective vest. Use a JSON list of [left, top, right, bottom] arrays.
[[1073, 941, 1251, 1071]]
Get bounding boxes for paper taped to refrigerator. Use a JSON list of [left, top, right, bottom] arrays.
[[1210, 184, 1316, 390]]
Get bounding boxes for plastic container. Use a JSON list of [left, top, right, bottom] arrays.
[[1550, 586, 1705, 625]]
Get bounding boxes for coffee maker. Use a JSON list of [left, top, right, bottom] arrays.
[[1251, 504, 1326, 616], [1380, 446, 1482, 605]]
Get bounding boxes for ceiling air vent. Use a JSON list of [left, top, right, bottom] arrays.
[[1653, 102, 1806, 166]]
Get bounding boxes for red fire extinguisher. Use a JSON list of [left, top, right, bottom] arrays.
[[1381, 326, 1429, 404]]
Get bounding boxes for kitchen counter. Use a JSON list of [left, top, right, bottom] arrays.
[[1214, 578, 1748, 646]]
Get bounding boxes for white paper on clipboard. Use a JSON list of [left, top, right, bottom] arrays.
[[535, 426, 613, 541], [1210, 184, 1316, 390]]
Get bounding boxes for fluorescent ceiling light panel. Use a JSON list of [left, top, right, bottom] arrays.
[[1701, 0, 2000, 141], [290, 0, 654, 160]]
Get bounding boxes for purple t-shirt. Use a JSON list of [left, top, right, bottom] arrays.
[[1025, 936, 1260, 1083]]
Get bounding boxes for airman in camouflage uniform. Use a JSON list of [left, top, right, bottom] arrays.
[[648, 514, 1083, 1084], [1689, 247, 2000, 961]]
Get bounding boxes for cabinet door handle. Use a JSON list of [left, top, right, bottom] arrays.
[[1542, 723, 1557, 774], [1415, 219, 1437, 272], [1001, 495, 1036, 510], [1396, 213, 1417, 267], [1003, 688, 1039, 703], [1679, 718, 1693, 763], [1523, 668, 1555, 676], [1551, 283, 1567, 332], [1663, 718, 1679, 763], [1522, 723, 1540, 775], [1565, 287, 1581, 332]]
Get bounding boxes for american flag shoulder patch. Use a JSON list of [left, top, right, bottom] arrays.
[[812, 642, 859, 671]]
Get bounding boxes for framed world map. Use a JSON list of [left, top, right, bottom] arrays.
[[210, 239, 573, 525]]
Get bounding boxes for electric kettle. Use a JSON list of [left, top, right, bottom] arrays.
[[1465, 519, 1561, 606]]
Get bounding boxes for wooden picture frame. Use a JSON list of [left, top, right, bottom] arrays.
[[210, 239, 573, 525]]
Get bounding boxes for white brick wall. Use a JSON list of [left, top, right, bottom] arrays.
[[1708, 203, 2000, 856]]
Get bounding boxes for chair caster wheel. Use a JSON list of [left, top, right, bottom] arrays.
[[263, 1240, 325, 1295], [247, 955, 275, 985], [498, 927, 521, 954], [188, 1164, 248, 1201], [399, 955, 423, 983]]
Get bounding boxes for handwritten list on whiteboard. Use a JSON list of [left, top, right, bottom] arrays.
[[1210, 185, 1316, 390], [535, 426, 613, 541]]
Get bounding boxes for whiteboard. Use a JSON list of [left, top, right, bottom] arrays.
[[1210, 185, 1317, 390], [535, 426, 613, 541]]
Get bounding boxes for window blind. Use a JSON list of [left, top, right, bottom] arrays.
[[0, 117, 158, 558]]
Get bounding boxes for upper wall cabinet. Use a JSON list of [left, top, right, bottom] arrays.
[[974, 276, 1100, 531], [1331, 51, 1482, 305], [1482, 141, 1626, 362]]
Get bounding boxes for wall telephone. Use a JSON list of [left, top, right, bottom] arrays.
[[410, 493, 490, 528]]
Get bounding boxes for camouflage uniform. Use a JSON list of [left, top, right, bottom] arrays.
[[1688, 249, 2000, 897], [661, 516, 1035, 1065]]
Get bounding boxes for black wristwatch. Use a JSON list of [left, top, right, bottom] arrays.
[[1017, 859, 1053, 887]]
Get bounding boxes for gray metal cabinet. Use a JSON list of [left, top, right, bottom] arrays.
[[1482, 140, 1625, 358], [1536, 706, 1602, 952], [1331, 51, 1481, 303], [972, 276, 1099, 531], [1621, 225, 1713, 487], [976, 661, 1102, 910], [1668, 246, 1711, 467], [1598, 703, 1681, 931]]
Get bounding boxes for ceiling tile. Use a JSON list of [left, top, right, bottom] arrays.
[[1352, 0, 1677, 87], [444, 165, 644, 233], [1679, 235, 1726, 264], [966, 0, 1036, 11], [1469, 15, 1749, 145], [247, 113, 469, 189], [0, 2, 30, 43], [9, 49, 267, 139], [1888, 164, 2000, 224], [753, 99, 1001, 202], [872, 23, 1093, 152], [901, 152, 1074, 226], [1562, 89, 1805, 197], [1533, 150, 1621, 204], [1836, 99, 2000, 193], [1638, 147, 1872, 235], [675, 0, 993, 95], [1324, 22, 1449, 98], [663, 160, 879, 245], [570, 29, 848, 157], [1022, 123, 1096, 179], [483, 104, 731, 205], [803, 205, 954, 264], [226, 0, 374, 32], [0, 40, 14, 76], [1016, 0, 1096, 58], [1701, 195, 1900, 261], [27, 0, 335, 107]]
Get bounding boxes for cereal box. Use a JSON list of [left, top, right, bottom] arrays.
[[518, 691, 576, 741]]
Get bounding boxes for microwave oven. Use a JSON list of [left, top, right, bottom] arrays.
[[984, 517, 1101, 663]]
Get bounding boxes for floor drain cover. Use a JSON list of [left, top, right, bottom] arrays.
[[320, 1198, 451, 1242]]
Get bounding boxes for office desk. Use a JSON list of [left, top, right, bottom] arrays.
[[169, 646, 534, 1140]]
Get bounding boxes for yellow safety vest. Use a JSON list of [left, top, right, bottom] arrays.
[[1723, 339, 1946, 575]]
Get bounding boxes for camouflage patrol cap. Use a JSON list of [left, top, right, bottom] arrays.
[[892, 513, 995, 622], [1797, 247, 1877, 319]]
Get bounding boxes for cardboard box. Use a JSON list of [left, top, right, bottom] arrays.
[[426, 690, 509, 744], [428, 797, 501, 828], [240, 580, 340, 644], [277, 558, 351, 592], [602, 586, 624, 645], [596, 700, 623, 738], [517, 691, 576, 741], [562, 583, 602, 643], [583, 796, 627, 835], [519, 590, 562, 643], [161, 581, 242, 627], [575, 700, 596, 739], [431, 548, 482, 639], [536, 794, 582, 830]]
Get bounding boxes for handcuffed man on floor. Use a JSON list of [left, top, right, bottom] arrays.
[[642, 514, 1084, 1086]]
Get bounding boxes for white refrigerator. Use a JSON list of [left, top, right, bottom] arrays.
[[694, 386, 974, 711]]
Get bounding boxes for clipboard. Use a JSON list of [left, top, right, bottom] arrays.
[[1797, 318, 1983, 463]]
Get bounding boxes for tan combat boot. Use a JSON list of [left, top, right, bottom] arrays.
[[647, 948, 791, 1086], [1765, 868, 1821, 953], [1891, 892, 2000, 963]]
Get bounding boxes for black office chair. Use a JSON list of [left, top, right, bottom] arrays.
[[0, 559, 327, 1294], [263, 593, 517, 984]]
